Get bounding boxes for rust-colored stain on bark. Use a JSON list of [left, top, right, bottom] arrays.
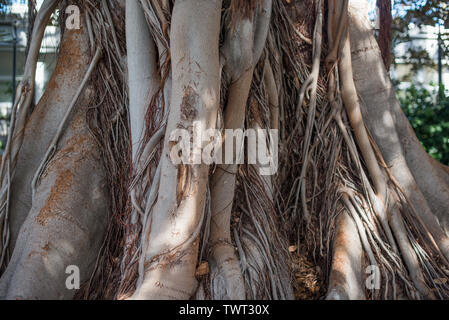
[[42, 242, 50, 252], [195, 261, 209, 277], [36, 169, 74, 227], [35, 125, 97, 227], [27, 29, 87, 130], [27, 242, 51, 259], [40, 242, 50, 258], [58, 131, 92, 159], [39, 131, 91, 183], [176, 164, 191, 206], [44, 28, 85, 93]]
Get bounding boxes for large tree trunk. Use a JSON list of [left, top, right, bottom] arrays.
[[348, 1, 449, 257], [0, 0, 448, 300], [0, 17, 109, 299]]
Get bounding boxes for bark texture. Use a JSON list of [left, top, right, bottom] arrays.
[[0, 0, 448, 301]]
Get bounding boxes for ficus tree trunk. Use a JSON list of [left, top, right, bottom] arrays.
[[0, 0, 448, 300]]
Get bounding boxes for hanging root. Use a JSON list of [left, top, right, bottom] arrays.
[[236, 117, 294, 299], [206, 0, 274, 300], [294, 0, 322, 225], [71, 0, 131, 300], [208, 70, 253, 300]]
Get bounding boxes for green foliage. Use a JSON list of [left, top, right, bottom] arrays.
[[3, 81, 12, 97], [398, 84, 449, 165], [396, 0, 449, 29]]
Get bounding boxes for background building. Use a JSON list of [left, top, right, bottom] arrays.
[[392, 24, 449, 91]]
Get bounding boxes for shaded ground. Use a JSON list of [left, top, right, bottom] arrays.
[[289, 244, 324, 299]]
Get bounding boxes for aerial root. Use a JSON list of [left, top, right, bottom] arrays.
[[209, 70, 253, 300], [326, 207, 364, 300], [294, 0, 323, 225], [324, 0, 449, 299]]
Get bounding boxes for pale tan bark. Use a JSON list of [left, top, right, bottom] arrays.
[[8, 26, 94, 252], [326, 211, 365, 300], [0, 23, 109, 298], [348, 0, 449, 259], [132, 0, 222, 300], [209, 70, 253, 300]]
